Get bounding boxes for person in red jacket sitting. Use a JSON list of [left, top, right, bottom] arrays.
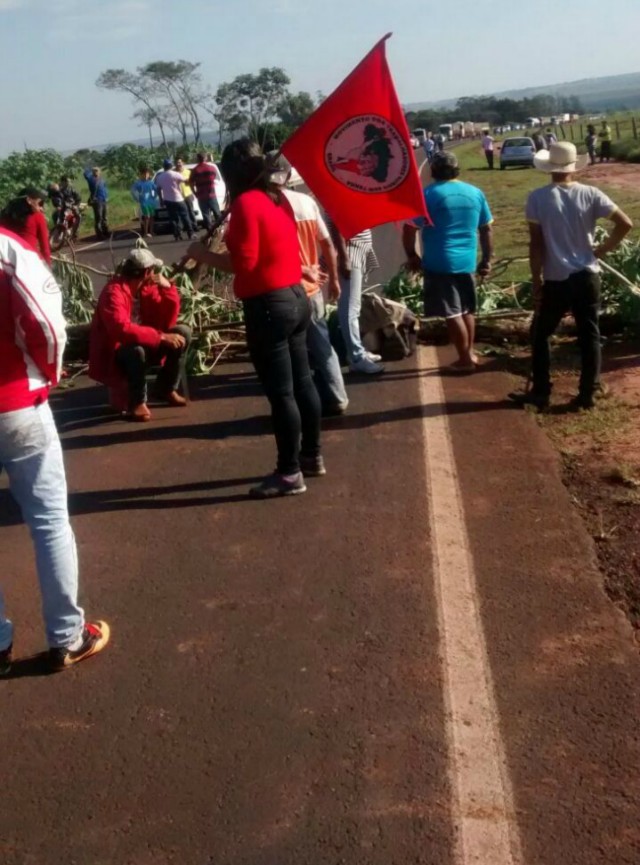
[[0, 187, 52, 265], [89, 248, 191, 422]]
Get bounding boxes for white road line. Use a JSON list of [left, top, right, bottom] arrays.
[[419, 345, 523, 865]]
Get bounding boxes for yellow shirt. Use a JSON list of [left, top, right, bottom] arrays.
[[177, 168, 192, 199]]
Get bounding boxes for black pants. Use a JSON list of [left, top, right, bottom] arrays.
[[485, 150, 494, 169], [600, 140, 612, 161], [243, 285, 321, 475], [92, 201, 109, 238], [532, 271, 601, 399], [166, 201, 193, 240], [115, 324, 191, 406]]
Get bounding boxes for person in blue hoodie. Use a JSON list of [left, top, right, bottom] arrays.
[[84, 166, 109, 239]]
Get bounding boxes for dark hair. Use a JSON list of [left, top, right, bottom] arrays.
[[196, 152, 205, 162], [431, 160, 459, 182], [0, 187, 45, 228], [120, 259, 149, 279], [220, 138, 274, 203]]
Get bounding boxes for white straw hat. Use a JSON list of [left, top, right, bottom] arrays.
[[534, 141, 589, 174]]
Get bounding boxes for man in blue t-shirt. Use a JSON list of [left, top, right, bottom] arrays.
[[402, 150, 493, 372]]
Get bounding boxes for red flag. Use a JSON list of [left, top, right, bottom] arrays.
[[281, 33, 429, 239]]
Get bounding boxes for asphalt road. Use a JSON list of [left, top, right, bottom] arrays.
[[4, 149, 639, 863], [1, 346, 639, 864]]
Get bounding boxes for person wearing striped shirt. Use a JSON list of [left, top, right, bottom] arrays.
[[328, 220, 384, 375]]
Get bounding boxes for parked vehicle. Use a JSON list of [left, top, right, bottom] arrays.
[[439, 124, 453, 141], [50, 204, 86, 251], [409, 134, 420, 149], [499, 136, 536, 170], [413, 128, 427, 145], [152, 164, 227, 233]]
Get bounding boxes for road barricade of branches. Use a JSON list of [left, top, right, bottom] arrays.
[[54, 240, 246, 377]]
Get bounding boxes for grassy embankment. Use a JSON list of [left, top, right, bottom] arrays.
[[453, 132, 640, 285]]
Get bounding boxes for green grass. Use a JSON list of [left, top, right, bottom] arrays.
[[45, 174, 140, 242], [452, 127, 640, 285], [537, 397, 633, 445]]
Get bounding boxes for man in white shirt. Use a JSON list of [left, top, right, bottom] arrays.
[[423, 134, 435, 164], [511, 141, 632, 410], [481, 130, 494, 169], [155, 159, 194, 241]]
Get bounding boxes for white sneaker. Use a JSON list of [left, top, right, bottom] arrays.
[[349, 357, 384, 375], [365, 352, 382, 362]]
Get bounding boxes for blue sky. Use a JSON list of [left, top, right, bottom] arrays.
[[2, 0, 639, 155]]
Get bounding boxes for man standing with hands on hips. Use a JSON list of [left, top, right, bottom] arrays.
[[510, 141, 632, 410]]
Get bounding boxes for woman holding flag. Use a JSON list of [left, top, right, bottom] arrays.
[[187, 139, 323, 499]]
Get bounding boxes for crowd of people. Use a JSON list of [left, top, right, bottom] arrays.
[[133, 154, 225, 241], [0, 128, 634, 675]]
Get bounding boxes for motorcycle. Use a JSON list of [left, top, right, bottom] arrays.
[[50, 203, 86, 251]]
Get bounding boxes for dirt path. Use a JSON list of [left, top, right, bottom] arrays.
[[582, 160, 640, 191]]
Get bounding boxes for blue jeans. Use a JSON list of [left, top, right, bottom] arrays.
[[338, 265, 366, 364], [0, 402, 84, 651], [198, 196, 222, 231], [307, 291, 348, 409], [166, 201, 193, 239]]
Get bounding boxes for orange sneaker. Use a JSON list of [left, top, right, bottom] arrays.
[[49, 621, 110, 672]]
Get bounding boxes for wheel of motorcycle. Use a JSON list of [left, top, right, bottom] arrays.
[[50, 226, 66, 252]]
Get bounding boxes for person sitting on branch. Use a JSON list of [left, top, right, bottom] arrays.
[[89, 248, 191, 422]]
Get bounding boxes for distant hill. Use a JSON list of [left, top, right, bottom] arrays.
[[405, 72, 640, 113]]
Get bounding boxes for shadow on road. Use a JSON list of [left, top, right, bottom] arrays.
[[58, 413, 272, 450], [0, 476, 264, 527], [3, 652, 53, 679]]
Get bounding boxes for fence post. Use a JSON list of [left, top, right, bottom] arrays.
[[615, 120, 621, 140], [569, 125, 574, 141], [632, 117, 638, 140], [580, 124, 584, 141]]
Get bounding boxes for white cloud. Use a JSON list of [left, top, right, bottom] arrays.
[[45, 0, 153, 40]]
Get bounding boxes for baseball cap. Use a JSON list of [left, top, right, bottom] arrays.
[[163, 158, 173, 169], [266, 150, 292, 186], [124, 248, 163, 270]]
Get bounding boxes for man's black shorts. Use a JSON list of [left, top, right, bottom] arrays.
[[423, 272, 477, 319]]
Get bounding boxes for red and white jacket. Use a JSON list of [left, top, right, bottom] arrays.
[[0, 227, 66, 414]]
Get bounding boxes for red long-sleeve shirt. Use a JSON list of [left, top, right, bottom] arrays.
[[1, 211, 51, 265], [89, 278, 180, 387], [225, 190, 302, 299]]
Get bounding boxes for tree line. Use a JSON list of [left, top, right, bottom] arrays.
[[405, 93, 586, 131], [96, 62, 322, 152]]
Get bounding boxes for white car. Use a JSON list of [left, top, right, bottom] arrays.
[[152, 163, 227, 231]]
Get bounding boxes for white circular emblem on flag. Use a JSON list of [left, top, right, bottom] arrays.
[[325, 114, 410, 194]]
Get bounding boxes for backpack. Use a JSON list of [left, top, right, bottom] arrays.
[[359, 291, 417, 361]]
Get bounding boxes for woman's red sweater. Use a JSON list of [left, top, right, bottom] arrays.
[[225, 190, 302, 299], [17, 211, 52, 265]]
